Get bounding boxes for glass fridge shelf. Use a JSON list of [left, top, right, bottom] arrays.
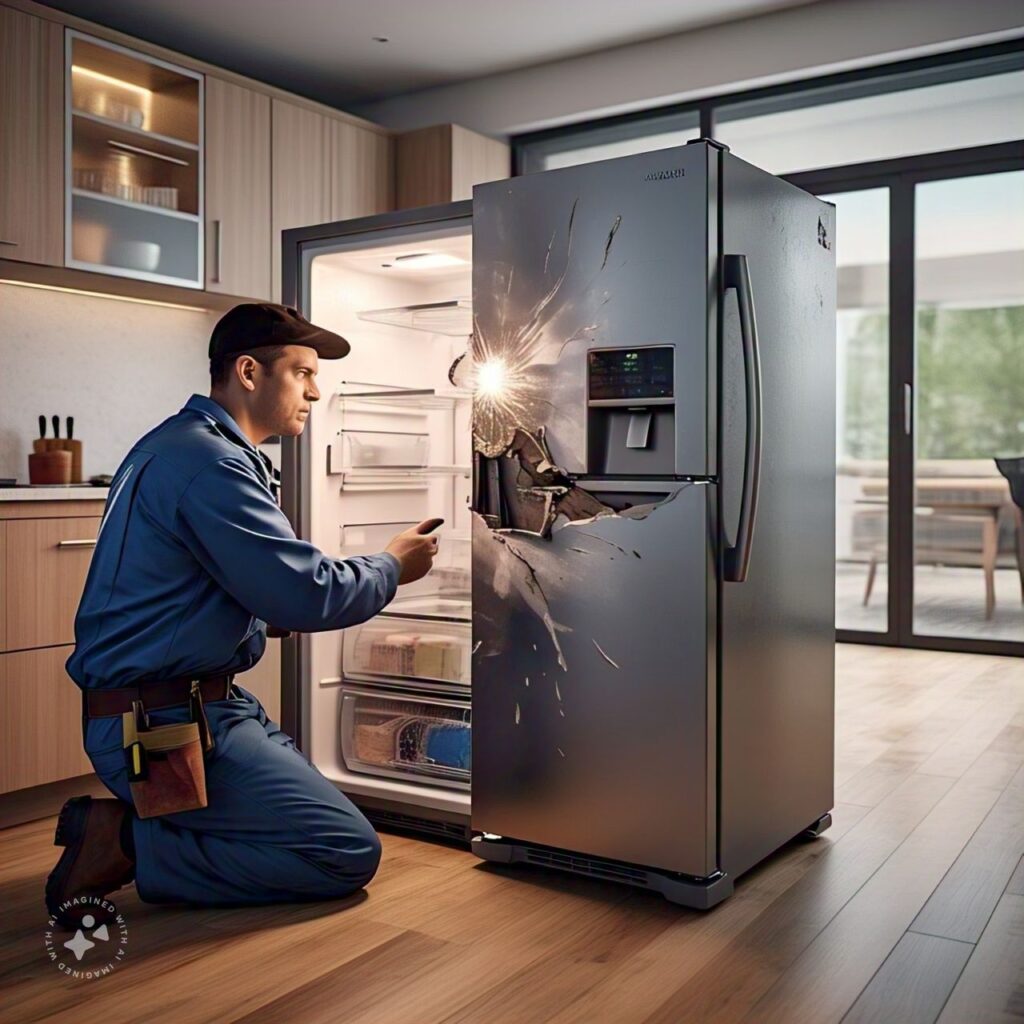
[[378, 593, 471, 624], [336, 381, 472, 409], [356, 299, 472, 337]]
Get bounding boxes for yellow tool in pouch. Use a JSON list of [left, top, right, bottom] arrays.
[[122, 681, 215, 819]]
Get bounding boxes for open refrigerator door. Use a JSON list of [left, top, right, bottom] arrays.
[[300, 215, 474, 837]]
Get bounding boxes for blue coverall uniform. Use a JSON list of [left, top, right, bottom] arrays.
[[66, 394, 401, 906]]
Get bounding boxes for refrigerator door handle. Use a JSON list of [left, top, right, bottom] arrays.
[[722, 253, 763, 583]]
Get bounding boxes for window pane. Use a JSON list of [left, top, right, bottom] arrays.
[[716, 65, 1024, 175], [913, 170, 1024, 642], [825, 188, 890, 633], [522, 111, 700, 172]]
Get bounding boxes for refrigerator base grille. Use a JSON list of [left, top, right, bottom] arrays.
[[365, 808, 471, 845], [471, 835, 734, 910]]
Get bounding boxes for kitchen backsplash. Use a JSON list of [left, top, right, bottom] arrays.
[[0, 283, 218, 482]]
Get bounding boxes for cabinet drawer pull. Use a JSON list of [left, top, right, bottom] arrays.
[[57, 539, 97, 548], [0, 237, 18, 246]]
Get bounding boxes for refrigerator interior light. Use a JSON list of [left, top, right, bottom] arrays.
[[385, 252, 468, 270]]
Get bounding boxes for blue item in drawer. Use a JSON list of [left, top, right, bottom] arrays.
[[422, 721, 471, 770]]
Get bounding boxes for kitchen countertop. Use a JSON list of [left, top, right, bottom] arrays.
[[0, 486, 110, 502]]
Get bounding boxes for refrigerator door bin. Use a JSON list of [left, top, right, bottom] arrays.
[[344, 615, 471, 687], [340, 688, 471, 788], [332, 429, 429, 471]]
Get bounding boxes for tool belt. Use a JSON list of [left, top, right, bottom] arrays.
[[84, 675, 230, 819], [83, 674, 233, 718]]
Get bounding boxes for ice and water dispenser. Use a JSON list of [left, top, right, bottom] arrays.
[[586, 345, 675, 477]]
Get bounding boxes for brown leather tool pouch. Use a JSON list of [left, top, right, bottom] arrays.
[[122, 682, 215, 818]]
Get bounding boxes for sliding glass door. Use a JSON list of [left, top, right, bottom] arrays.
[[794, 149, 1024, 656], [912, 170, 1024, 643]]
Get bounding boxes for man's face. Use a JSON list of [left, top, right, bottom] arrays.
[[249, 345, 320, 437]]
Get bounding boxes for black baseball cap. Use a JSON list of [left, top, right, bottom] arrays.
[[209, 303, 350, 361]]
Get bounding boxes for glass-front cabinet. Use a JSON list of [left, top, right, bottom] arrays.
[[65, 30, 203, 287]]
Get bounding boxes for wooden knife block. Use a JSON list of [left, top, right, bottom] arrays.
[[35, 439, 83, 482], [28, 450, 71, 484]]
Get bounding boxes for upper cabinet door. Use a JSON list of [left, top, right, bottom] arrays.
[[271, 99, 331, 302], [0, 8, 64, 266], [328, 121, 393, 221], [206, 77, 271, 299]]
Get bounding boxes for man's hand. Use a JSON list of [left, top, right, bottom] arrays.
[[385, 519, 444, 585]]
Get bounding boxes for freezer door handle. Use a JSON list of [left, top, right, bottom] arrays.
[[722, 253, 763, 583]]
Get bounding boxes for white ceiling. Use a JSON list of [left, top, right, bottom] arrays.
[[42, 0, 819, 106]]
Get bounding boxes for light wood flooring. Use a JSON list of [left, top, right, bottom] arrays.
[[2, 644, 1023, 1023]]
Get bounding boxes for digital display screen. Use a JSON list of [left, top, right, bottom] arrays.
[[588, 347, 674, 401]]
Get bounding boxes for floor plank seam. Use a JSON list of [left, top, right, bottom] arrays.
[[905, 927, 977, 947]]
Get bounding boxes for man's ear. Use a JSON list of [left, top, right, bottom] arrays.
[[235, 355, 258, 392]]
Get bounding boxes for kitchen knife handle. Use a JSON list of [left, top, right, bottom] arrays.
[[39, 414, 46, 438], [722, 253, 762, 584], [52, 414, 60, 440], [67, 416, 74, 441]]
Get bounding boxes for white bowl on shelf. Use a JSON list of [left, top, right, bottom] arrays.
[[105, 239, 161, 272]]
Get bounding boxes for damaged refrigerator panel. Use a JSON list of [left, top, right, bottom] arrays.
[[283, 205, 475, 836]]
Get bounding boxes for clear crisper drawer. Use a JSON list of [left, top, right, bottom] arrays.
[[334, 430, 429, 470], [344, 615, 471, 687], [340, 689, 471, 787]]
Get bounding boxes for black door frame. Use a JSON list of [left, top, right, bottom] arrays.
[[789, 140, 1024, 657]]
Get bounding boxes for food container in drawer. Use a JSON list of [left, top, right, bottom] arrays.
[[343, 614, 470, 687], [331, 430, 429, 471], [340, 689, 471, 787]]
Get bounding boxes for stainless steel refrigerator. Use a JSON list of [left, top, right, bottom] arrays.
[[281, 139, 836, 907]]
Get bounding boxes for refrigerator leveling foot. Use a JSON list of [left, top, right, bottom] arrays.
[[800, 812, 833, 840], [471, 835, 734, 910]]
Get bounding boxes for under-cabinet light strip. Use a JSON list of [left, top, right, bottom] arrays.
[[0, 279, 208, 312]]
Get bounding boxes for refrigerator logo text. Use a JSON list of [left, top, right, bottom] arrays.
[[817, 217, 832, 251], [643, 168, 685, 181]]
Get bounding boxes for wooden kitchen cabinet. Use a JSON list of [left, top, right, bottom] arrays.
[[395, 124, 509, 209], [328, 120, 394, 222], [0, 5, 64, 266], [4, 516, 100, 652], [0, 645, 94, 793], [271, 99, 394, 300], [271, 99, 332, 302], [205, 76, 271, 299], [0, 522, 6, 652]]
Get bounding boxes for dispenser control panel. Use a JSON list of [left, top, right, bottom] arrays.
[[587, 346, 674, 405]]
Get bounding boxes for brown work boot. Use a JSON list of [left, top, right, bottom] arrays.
[[46, 796, 135, 930]]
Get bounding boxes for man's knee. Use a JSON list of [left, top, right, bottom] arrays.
[[316, 813, 381, 894]]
